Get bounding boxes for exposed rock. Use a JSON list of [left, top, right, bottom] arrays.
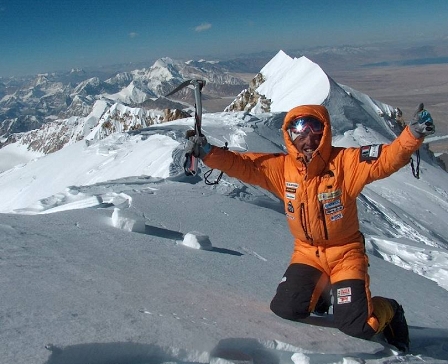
[[225, 73, 271, 112], [163, 109, 190, 122]]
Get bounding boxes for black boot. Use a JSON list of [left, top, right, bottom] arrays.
[[383, 299, 410, 352]]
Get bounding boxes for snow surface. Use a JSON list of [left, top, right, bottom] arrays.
[[0, 142, 43, 173], [1, 55, 448, 363]]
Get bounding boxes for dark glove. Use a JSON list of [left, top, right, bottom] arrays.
[[409, 103, 435, 138], [185, 130, 212, 159]]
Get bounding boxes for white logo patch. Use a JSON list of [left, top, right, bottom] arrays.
[[337, 287, 352, 297], [369, 145, 380, 158], [286, 182, 299, 188], [330, 212, 343, 221], [336, 287, 352, 305], [286, 192, 295, 200], [337, 296, 352, 304]]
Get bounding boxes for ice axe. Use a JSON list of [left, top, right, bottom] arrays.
[[165, 79, 206, 176]]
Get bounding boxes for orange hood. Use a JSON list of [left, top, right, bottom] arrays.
[[281, 105, 333, 175]]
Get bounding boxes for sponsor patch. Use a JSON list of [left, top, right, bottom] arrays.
[[360, 145, 382, 161], [325, 206, 344, 215], [323, 199, 341, 209], [318, 189, 342, 201], [286, 192, 295, 200], [330, 213, 343, 221], [286, 182, 299, 188], [286, 187, 296, 193], [336, 287, 352, 305], [337, 287, 352, 297], [337, 296, 352, 304]]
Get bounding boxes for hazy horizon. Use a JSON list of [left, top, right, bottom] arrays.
[[2, 0, 448, 78]]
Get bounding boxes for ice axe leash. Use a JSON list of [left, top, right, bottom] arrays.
[[410, 150, 420, 179]]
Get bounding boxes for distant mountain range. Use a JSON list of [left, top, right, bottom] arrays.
[[0, 57, 250, 137], [1, 41, 447, 159]]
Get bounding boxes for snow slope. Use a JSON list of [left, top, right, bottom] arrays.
[[1, 52, 448, 363]]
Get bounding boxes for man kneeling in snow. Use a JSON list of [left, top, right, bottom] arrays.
[[187, 104, 434, 352]]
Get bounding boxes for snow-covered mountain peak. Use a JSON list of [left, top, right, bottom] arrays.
[[152, 57, 176, 68], [104, 81, 148, 105], [259, 52, 330, 111], [105, 72, 133, 88], [186, 59, 219, 65], [70, 68, 86, 74], [145, 57, 181, 83], [31, 73, 50, 87], [226, 51, 330, 114]]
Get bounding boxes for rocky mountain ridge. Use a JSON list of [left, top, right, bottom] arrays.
[[0, 57, 248, 138]]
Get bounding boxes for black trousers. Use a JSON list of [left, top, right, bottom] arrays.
[[270, 263, 376, 340]]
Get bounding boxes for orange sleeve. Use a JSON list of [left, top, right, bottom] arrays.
[[203, 146, 286, 199], [344, 126, 424, 196]]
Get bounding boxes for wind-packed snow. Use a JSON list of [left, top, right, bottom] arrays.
[[1, 53, 448, 364]]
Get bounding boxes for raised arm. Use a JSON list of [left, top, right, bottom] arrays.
[[203, 146, 286, 199], [343, 126, 425, 196]]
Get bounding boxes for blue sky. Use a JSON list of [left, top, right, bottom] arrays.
[[1, 0, 448, 77]]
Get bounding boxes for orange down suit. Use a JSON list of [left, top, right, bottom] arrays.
[[202, 105, 423, 338]]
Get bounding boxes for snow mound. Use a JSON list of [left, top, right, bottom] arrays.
[[179, 231, 213, 250], [111, 207, 146, 233]]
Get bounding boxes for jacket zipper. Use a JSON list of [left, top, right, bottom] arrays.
[[319, 202, 329, 240], [300, 203, 313, 244]]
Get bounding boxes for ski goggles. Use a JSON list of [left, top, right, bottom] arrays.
[[287, 117, 324, 141]]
